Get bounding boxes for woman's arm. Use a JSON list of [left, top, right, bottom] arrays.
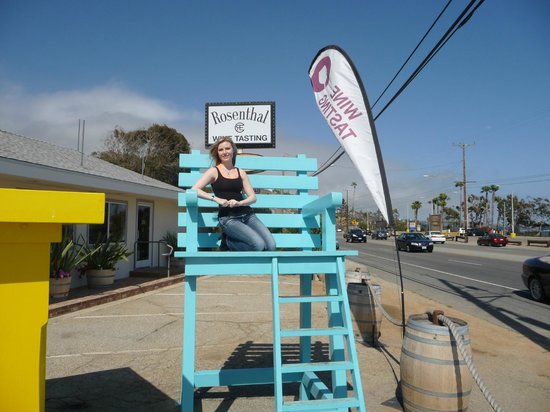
[[191, 168, 227, 206], [236, 169, 256, 207]]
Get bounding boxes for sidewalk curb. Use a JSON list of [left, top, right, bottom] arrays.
[[48, 275, 185, 318]]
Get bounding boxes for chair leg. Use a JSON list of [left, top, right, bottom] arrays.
[[299, 273, 313, 400], [324, 272, 348, 400], [181, 276, 197, 412]]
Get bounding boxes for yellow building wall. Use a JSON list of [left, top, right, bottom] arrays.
[[0, 189, 104, 412]]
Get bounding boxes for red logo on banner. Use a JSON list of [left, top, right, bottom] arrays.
[[310, 56, 331, 93]]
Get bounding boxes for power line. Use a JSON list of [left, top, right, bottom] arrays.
[[313, 146, 346, 176], [374, 0, 484, 121], [371, 0, 453, 109], [314, 0, 486, 175]]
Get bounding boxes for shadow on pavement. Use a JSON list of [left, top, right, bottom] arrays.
[[194, 341, 331, 411], [46, 367, 178, 412], [440, 279, 550, 351]]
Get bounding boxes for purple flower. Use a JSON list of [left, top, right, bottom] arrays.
[[59, 270, 71, 279]]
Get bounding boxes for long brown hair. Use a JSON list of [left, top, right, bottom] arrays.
[[210, 137, 238, 165]]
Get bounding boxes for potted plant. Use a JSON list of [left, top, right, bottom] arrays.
[[82, 235, 132, 288], [50, 235, 98, 299], [161, 231, 184, 270]]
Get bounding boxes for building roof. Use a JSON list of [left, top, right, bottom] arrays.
[[0, 129, 182, 199]]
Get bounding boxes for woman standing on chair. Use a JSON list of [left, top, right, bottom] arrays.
[[191, 137, 276, 251]]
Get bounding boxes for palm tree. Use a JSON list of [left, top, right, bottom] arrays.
[[437, 193, 449, 229], [411, 201, 422, 230], [431, 197, 439, 214], [468, 194, 483, 227], [437, 193, 449, 209], [489, 184, 499, 227], [481, 186, 491, 226]]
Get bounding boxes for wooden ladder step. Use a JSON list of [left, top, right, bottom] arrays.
[[280, 327, 348, 338], [279, 295, 344, 304], [282, 397, 361, 411], [281, 360, 354, 374]]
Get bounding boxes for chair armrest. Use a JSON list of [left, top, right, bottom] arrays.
[[302, 192, 342, 217], [184, 189, 199, 207], [181, 189, 200, 252]]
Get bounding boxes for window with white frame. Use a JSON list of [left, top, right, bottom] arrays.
[[88, 201, 128, 242]]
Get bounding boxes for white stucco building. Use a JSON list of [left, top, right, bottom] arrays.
[[0, 129, 183, 287]]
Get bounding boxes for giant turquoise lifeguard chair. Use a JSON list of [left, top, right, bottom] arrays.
[[176, 150, 365, 411]]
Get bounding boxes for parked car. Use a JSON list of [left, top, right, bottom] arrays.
[[371, 230, 388, 240], [477, 233, 508, 247], [345, 228, 367, 243], [396, 232, 434, 252], [466, 227, 486, 237], [425, 231, 446, 244], [522, 255, 550, 302]]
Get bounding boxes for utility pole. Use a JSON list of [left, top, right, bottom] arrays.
[[454, 142, 474, 242]]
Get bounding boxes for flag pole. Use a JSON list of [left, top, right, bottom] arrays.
[[309, 45, 407, 337]]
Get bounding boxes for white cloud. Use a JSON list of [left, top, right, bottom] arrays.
[[0, 82, 201, 153], [0, 81, 452, 220]]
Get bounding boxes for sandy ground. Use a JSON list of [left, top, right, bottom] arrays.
[[357, 260, 550, 412]]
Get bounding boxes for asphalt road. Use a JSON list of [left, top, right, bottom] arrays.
[[339, 235, 550, 350]]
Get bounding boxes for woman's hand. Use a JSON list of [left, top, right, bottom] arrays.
[[227, 199, 241, 208], [214, 197, 230, 207]]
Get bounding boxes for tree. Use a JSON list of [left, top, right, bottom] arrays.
[[468, 194, 483, 227], [442, 206, 460, 228], [94, 124, 190, 186], [530, 197, 550, 234], [411, 201, 422, 228], [429, 197, 439, 214], [481, 185, 491, 226], [489, 184, 499, 227], [437, 193, 449, 209]]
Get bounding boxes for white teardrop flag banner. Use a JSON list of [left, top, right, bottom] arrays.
[[309, 45, 393, 225]]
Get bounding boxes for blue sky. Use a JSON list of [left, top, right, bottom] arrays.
[[1, 0, 549, 220]]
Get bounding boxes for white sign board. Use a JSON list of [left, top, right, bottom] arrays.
[[205, 102, 276, 148]]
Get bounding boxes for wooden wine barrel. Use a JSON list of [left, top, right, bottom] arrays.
[[49, 276, 71, 298], [400, 313, 472, 411], [86, 269, 115, 288], [347, 282, 382, 345], [345, 270, 370, 284]]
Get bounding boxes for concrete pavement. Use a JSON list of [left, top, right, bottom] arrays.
[[45, 241, 550, 411]]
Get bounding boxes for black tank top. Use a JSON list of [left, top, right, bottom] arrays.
[[211, 167, 252, 217]]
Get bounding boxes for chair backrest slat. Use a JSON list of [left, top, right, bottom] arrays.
[[179, 150, 333, 251]]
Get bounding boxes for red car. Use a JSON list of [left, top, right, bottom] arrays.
[[477, 233, 508, 247]]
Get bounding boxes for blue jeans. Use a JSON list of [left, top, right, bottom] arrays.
[[218, 212, 276, 251]]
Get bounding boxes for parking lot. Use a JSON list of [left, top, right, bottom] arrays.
[[46, 260, 550, 411]]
